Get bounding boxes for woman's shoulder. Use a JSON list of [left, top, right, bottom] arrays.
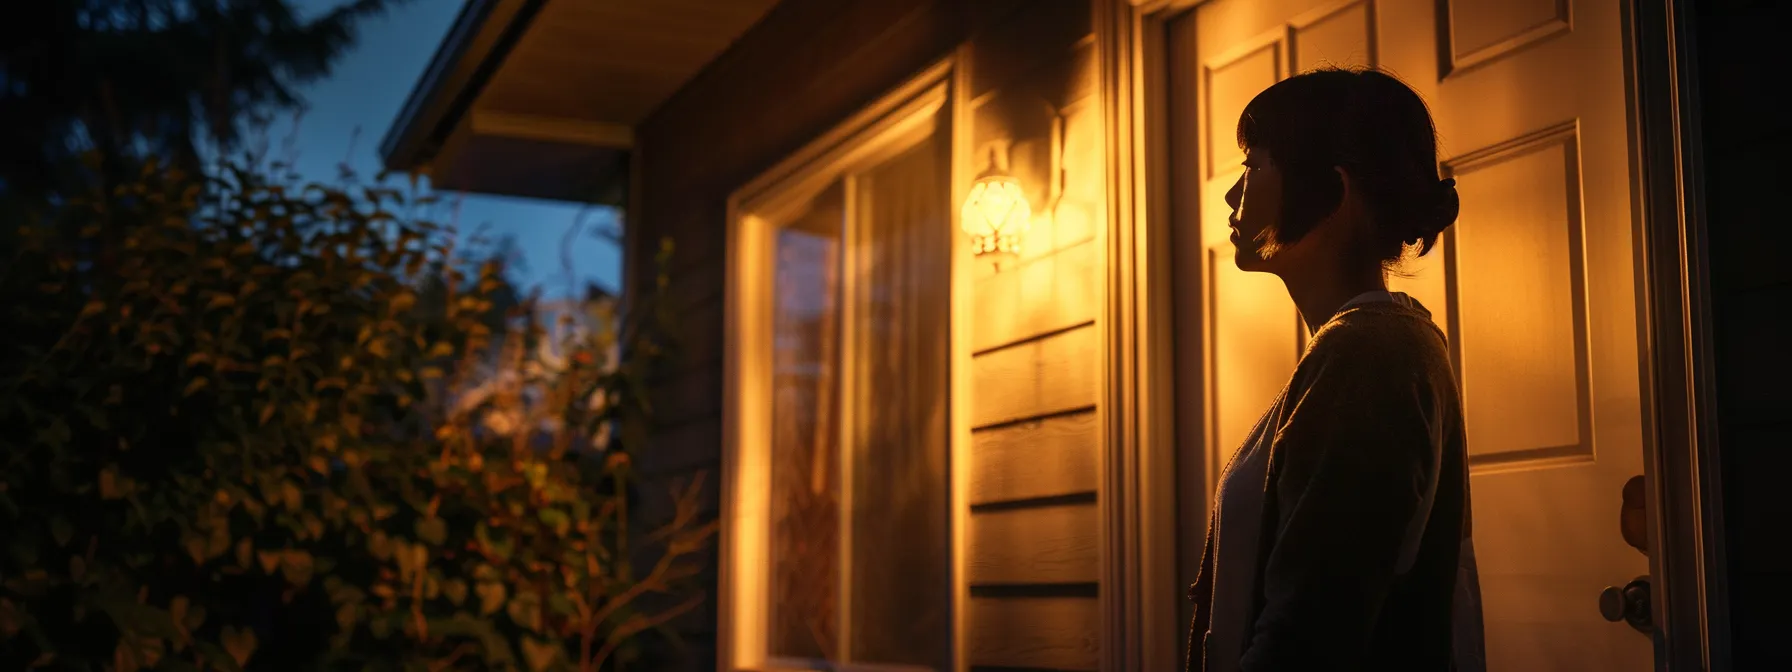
[[1303, 301, 1451, 374]]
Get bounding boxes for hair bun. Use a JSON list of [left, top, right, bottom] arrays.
[[1421, 177, 1460, 239]]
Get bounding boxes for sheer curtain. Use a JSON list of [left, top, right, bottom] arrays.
[[846, 137, 951, 667]]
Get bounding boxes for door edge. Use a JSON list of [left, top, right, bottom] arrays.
[[1625, 0, 1731, 669]]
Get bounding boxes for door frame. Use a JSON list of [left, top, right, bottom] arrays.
[[1098, 0, 1730, 669], [1624, 1, 1731, 669]]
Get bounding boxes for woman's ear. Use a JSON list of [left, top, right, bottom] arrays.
[[1318, 165, 1357, 229]]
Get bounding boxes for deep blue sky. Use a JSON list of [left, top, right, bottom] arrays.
[[289, 0, 620, 299]]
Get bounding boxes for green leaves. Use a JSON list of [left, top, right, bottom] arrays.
[[280, 549, 315, 586], [415, 517, 447, 546], [278, 480, 303, 512], [538, 508, 571, 537], [1, 149, 702, 670], [475, 522, 515, 563], [389, 290, 417, 313], [368, 530, 392, 561], [443, 578, 469, 606], [31, 419, 70, 452], [218, 626, 257, 668], [204, 293, 236, 311], [521, 636, 560, 672], [475, 580, 507, 617], [49, 517, 74, 548], [98, 467, 123, 500], [506, 591, 542, 632]]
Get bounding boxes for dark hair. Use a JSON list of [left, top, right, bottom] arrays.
[[1236, 66, 1459, 266]]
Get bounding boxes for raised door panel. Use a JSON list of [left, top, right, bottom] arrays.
[[1290, 0, 1377, 72], [1446, 123, 1591, 468]]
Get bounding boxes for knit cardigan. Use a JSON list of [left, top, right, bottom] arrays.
[[1186, 300, 1477, 671]]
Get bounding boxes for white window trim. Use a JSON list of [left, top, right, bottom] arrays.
[[719, 57, 967, 672]]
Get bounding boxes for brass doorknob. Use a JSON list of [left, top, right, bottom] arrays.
[[1599, 576, 1653, 635]]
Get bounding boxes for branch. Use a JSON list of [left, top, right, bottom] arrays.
[[645, 474, 712, 546], [427, 642, 479, 672], [577, 479, 714, 647], [584, 590, 707, 672]]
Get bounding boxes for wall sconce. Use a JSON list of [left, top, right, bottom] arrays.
[[961, 146, 1031, 258], [961, 103, 1066, 263]]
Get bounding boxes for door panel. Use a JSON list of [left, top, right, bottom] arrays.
[[1447, 124, 1591, 467], [1167, 0, 1652, 669], [1290, 0, 1376, 72]]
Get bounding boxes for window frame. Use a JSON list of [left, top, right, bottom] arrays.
[[720, 58, 967, 672]]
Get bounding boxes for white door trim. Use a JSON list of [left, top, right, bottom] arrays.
[[1095, 1, 1184, 669]]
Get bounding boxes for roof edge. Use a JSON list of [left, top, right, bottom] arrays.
[[378, 0, 548, 172]]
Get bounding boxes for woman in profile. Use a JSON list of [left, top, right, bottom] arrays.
[[1185, 67, 1485, 672]]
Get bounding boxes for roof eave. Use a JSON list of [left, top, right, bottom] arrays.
[[377, 0, 547, 173]]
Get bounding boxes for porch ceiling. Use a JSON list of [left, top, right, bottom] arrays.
[[379, 0, 781, 203]]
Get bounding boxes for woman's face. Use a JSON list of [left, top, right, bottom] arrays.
[[1224, 148, 1286, 273]]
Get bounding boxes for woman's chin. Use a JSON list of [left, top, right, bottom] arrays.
[[1233, 244, 1271, 273]]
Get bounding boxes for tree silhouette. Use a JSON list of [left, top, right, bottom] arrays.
[[0, 0, 410, 204]]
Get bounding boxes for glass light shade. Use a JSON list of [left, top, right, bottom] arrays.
[[960, 175, 1031, 256]]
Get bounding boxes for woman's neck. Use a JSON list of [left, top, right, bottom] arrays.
[[1280, 266, 1386, 333]]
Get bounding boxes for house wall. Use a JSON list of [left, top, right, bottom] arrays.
[[613, 0, 1792, 667], [960, 2, 1108, 670], [1693, 0, 1792, 667], [625, 2, 985, 667], [624, 1, 1126, 670]]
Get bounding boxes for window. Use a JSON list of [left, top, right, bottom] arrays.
[[726, 73, 955, 672]]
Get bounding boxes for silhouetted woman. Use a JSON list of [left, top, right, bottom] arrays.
[[1186, 67, 1485, 672]]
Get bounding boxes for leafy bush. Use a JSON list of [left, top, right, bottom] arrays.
[[0, 154, 712, 671]]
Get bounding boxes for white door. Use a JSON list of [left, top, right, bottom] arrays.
[[1166, 0, 1653, 669]]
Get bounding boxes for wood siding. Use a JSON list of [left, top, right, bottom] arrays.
[[970, 410, 1101, 505], [963, 3, 1105, 670], [967, 596, 1101, 670]]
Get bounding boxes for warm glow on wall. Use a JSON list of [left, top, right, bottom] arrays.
[[961, 148, 1031, 256]]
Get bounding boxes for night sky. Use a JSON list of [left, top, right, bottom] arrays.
[[289, 0, 621, 299]]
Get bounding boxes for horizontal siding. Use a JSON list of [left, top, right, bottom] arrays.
[[962, 4, 1104, 671], [967, 596, 1101, 670], [970, 409, 1100, 504], [973, 238, 1101, 352], [969, 503, 1100, 585], [971, 325, 1100, 428]]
